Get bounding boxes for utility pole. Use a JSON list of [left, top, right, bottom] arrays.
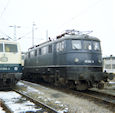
[[46, 30, 48, 41], [32, 22, 36, 47], [9, 25, 21, 40]]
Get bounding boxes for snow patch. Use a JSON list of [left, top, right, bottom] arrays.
[[27, 86, 44, 95], [0, 91, 43, 113]]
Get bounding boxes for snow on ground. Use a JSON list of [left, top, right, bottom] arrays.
[[17, 81, 114, 113], [17, 81, 69, 112], [27, 86, 44, 95], [0, 107, 5, 113], [0, 91, 43, 113], [109, 81, 115, 84]]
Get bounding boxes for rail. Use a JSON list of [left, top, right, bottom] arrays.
[[14, 89, 61, 113]]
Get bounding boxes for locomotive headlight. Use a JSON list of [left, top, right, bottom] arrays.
[[14, 67, 18, 71], [0, 57, 8, 62], [74, 58, 79, 62]]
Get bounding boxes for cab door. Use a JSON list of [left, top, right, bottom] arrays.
[[54, 41, 66, 65]]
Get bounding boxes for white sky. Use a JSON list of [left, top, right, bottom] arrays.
[[0, 0, 115, 56]]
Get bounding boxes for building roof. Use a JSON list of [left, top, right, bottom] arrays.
[[103, 56, 115, 60]]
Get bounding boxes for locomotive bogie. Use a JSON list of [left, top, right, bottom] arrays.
[[0, 73, 22, 89]]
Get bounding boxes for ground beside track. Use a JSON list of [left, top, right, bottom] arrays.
[[15, 80, 115, 113]]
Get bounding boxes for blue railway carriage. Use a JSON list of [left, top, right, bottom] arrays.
[[0, 39, 22, 89], [23, 30, 113, 90]]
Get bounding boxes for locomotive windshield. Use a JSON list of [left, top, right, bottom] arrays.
[[0, 43, 18, 52], [84, 41, 92, 50], [93, 41, 101, 51], [71, 40, 101, 51], [5, 44, 18, 52], [72, 40, 82, 49]]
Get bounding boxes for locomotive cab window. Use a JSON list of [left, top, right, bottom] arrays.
[[0, 43, 3, 52], [72, 40, 82, 50], [93, 41, 101, 51], [84, 41, 92, 50], [5, 44, 18, 52]]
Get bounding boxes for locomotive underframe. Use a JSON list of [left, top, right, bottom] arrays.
[[23, 66, 111, 90], [0, 73, 22, 89]]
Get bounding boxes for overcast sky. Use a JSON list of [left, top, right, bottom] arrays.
[[0, 0, 114, 57]]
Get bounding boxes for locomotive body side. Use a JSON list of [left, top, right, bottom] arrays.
[[23, 34, 113, 90], [0, 39, 22, 89]]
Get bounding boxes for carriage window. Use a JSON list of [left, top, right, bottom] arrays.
[[5, 44, 18, 52], [42, 46, 47, 55], [35, 49, 37, 56], [39, 48, 41, 55], [48, 45, 52, 53], [84, 41, 92, 50], [72, 40, 81, 49], [56, 43, 60, 52], [93, 41, 101, 51], [28, 52, 30, 58], [30, 51, 34, 57], [61, 41, 65, 51], [0, 43, 3, 52]]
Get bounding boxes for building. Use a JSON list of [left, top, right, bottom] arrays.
[[103, 55, 115, 74]]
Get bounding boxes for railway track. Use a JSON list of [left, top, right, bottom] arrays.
[[75, 89, 115, 105], [67, 83, 115, 106], [0, 90, 59, 113], [14, 89, 61, 113], [14, 81, 68, 113], [20, 80, 115, 105], [0, 100, 11, 113], [59, 83, 115, 105], [77, 82, 115, 105], [31, 80, 115, 105], [15, 80, 115, 112], [36, 80, 115, 105]]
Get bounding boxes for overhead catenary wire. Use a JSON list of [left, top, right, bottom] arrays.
[[0, 0, 11, 19], [0, 29, 13, 40], [0, 25, 38, 41], [57, 0, 105, 30], [17, 31, 32, 40]]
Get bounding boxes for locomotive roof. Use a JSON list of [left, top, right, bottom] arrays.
[[0, 39, 18, 44], [57, 34, 100, 41], [28, 34, 100, 51], [0, 38, 19, 46]]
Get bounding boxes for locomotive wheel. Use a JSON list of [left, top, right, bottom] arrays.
[[67, 81, 76, 89], [97, 82, 104, 89], [76, 80, 88, 90]]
